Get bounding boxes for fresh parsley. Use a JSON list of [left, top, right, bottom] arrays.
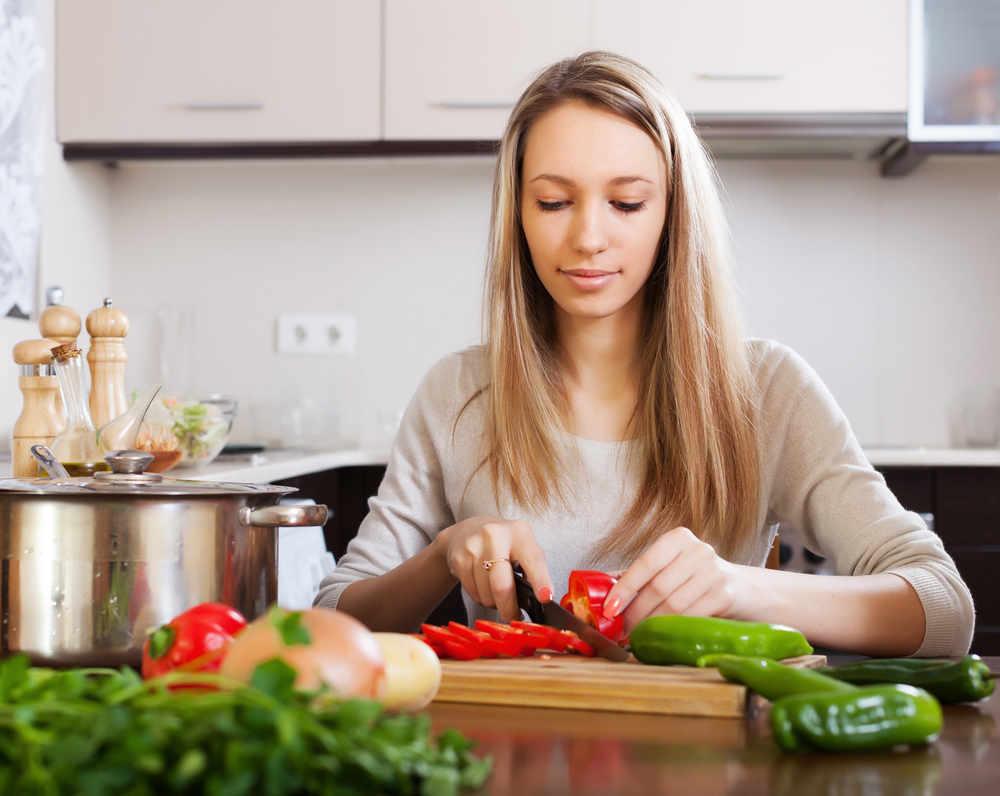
[[0, 654, 491, 795]]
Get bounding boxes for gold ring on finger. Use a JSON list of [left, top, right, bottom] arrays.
[[482, 558, 510, 571]]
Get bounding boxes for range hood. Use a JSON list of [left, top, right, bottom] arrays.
[[690, 113, 906, 161]]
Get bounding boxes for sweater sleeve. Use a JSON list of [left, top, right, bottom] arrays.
[[313, 353, 472, 611], [755, 341, 975, 656]]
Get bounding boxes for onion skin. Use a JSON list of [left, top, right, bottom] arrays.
[[220, 608, 386, 700], [374, 633, 443, 712]]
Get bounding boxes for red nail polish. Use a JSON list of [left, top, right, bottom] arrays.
[[604, 597, 621, 617], [539, 586, 553, 603]]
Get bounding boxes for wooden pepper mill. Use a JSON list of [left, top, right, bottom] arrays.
[[38, 302, 82, 422], [86, 297, 130, 430], [11, 339, 65, 477]]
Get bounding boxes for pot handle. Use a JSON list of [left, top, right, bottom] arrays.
[[240, 504, 330, 527]]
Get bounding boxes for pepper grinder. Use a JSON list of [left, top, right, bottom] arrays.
[[86, 297, 130, 430], [11, 338, 64, 477], [38, 301, 82, 421]]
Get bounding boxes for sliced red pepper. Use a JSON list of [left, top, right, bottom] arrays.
[[448, 621, 521, 657], [141, 602, 248, 681], [566, 636, 596, 657], [421, 623, 487, 659], [446, 622, 503, 658], [448, 622, 527, 657], [510, 621, 576, 653], [442, 638, 480, 660], [411, 633, 450, 659], [475, 620, 549, 649], [561, 570, 626, 643]]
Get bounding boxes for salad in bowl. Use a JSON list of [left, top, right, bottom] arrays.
[[136, 394, 238, 468]]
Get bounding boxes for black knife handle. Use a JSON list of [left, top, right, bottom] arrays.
[[512, 563, 547, 624]]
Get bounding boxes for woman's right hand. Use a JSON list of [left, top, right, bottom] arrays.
[[434, 516, 554, 623]]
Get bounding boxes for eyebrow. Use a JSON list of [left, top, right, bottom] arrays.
[[528, 174, 654, 187]]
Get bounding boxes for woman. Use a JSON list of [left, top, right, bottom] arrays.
[[316, 51, 973, 657]]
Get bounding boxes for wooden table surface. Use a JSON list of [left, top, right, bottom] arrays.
[[427, 655, 1000, 796]]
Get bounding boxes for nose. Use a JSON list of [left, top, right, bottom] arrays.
[[571, 201, 609, 257]]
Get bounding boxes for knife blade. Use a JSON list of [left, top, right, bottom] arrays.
[[512, 565, 629, 662]]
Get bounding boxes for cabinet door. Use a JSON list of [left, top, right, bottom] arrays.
[[593, 0, 907, 114], [384, 0, 590, 140], [57, 0, 380, 143], [935, 467, 1000, 545]]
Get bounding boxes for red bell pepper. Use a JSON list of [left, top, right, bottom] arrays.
[[416, 619, 604, 659], [141, 602, 248, 680], [510, 621, 573, 652], [560, 570, 625, 643], [475, 620, 549, 650], [449, 621, 527, 657], [421, 623, 487, 659], [412, 633, 449, 659]]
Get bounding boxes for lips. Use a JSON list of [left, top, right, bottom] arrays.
[[560, 269, 617, 290]]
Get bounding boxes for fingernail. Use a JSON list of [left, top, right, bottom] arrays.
[[604, 597, 622, 618], [539, 586, 553, 603]]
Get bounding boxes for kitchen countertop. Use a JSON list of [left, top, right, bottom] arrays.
[[0, 447, 392, 483], [428, 654, 1000, 796], [863, 447, 1000, 467], [180, 447, 391, 484], [3, 446, 1000, 483]]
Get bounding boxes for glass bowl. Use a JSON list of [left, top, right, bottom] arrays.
[[162, 394, 238, 468]]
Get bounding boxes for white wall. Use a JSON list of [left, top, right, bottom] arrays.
[[109, 158, 491, 447], [1, 0, 113, 453], [105, 153, 1000, 449], [722, 156, 1000, 447]]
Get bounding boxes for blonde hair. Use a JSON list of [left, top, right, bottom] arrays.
[[479, 51, 760, 563]]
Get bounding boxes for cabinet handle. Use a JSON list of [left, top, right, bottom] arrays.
[[438, 100, 516, 109], [184, 102, 265, 111], [697, 72, 785, 81]]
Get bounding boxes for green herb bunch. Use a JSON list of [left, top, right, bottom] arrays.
[[0, 655, 490, 796]]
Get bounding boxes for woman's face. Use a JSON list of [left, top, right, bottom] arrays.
[[520, 101, 668, 327]]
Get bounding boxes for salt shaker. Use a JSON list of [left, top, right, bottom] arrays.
[[86, 297, 130, 430], [11, 339, 65, 477]]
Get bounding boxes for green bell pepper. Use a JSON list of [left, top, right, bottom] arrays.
[[630, 615, 813, 667], [817, 654, 996, 703], [771, 683, 943, 752], [696, 654, 857, 701]]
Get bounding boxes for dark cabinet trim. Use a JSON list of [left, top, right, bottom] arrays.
[[63, 140, 500, 163]]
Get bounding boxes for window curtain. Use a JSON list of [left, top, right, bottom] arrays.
[[0, 0, 44, 320]]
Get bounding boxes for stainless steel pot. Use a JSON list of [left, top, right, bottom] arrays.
[[0, 450, 328, 667]]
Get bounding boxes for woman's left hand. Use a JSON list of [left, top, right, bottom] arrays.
[[602, 526, 748, 633]]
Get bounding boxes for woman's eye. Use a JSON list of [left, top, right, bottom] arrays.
[[613, 201, 647, 214], [535, 200, 567, 212]]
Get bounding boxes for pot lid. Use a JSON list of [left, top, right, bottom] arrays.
[[1, 449, 295, 497], [0, 476, 295, 497]]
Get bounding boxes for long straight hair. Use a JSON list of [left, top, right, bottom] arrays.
[[480, 51, 760, 563]]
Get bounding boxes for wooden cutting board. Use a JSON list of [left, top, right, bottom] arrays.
[[434, 653, 826, 718]]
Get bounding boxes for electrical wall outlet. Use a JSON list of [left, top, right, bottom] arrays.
[[276, 313, 356, 356]]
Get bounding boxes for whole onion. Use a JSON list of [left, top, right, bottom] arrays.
[[220, 607, 386, 700]]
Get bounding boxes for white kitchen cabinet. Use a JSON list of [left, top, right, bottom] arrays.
[[592, 0, 908, 114], [383, 0, 590, 141], [56, 0, 380, 143]]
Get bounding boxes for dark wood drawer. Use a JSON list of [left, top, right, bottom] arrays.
[[970, 630, 1000, 657], [947, 548, 1000, 626], [275, 465, 387, 562], [878, 467, 935, 515], [935, 468, 1000, 545]]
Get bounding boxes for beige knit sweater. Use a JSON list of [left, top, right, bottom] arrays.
[[316, 339, 975, 656]]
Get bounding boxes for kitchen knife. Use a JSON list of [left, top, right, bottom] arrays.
[[512, 565, 629, 662]]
